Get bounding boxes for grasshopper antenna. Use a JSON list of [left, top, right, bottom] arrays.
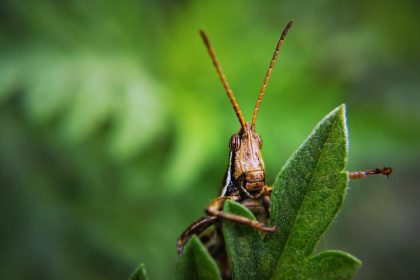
[[252, 21, 294, 127], [199, 30, 246, 128]]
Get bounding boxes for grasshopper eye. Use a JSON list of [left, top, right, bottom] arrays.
[[230, 134, 241, 151]]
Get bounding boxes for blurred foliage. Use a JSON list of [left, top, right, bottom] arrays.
[[0, 0, 419, 279]]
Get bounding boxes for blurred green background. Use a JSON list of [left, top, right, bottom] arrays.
[[0, 0, 419, 279]]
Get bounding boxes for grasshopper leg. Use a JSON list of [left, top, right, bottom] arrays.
[[262, 185, 272, 196], [349, 167, 393, 180], [262, 186, 272, 219], [205, 196, 277, 232], [177, 216, 218, 255]]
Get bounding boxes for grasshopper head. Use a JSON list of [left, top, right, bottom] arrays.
[[229, 122, 265, 196]]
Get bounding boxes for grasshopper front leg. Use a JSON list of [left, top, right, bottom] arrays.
[[349, 167, 392, 179], [205, 196, 277, 232]]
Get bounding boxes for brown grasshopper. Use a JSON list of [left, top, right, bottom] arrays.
[[177, 21, 392, 277]]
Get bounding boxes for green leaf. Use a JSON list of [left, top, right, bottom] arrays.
[[307, 250, 361, 280], [129, 263, 149, 280], [220, 104, 359, 279], [176, 235, 222, 280], [222, 200, 264, 279]]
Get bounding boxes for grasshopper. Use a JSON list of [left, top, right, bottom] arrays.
[[177, 21, 392, 278]]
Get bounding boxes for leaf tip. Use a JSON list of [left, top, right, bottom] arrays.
[[176, 234, 222, 280], [330, 103, 346, 119], [224, 200, 256, 220], [308, 250, 361, 279], [129, 263, 149, 280]]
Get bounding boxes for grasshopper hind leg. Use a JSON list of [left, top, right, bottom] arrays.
[[177, 216, 218, 255], [205, 196, 277, 232]]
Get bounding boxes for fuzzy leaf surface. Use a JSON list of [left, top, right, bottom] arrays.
[[222, 200, 264, 280], [176, 235, 222, 280]]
